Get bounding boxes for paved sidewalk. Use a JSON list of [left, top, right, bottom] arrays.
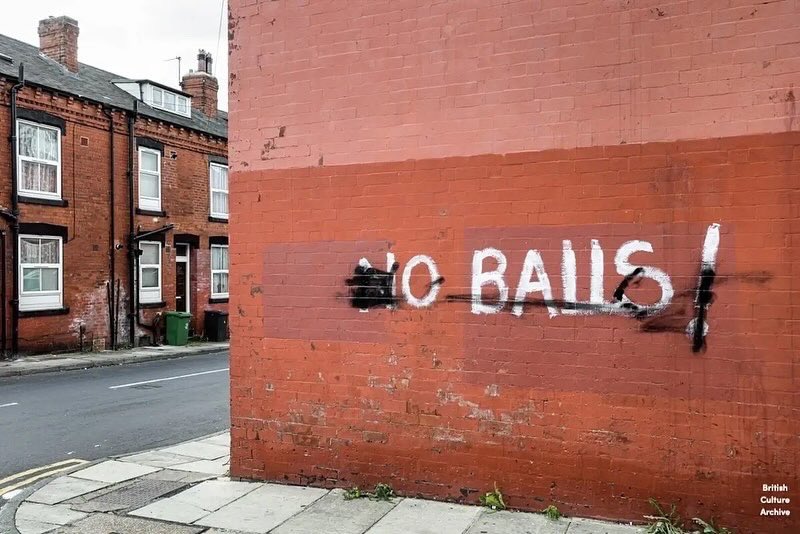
[[11, 433, 644, 534], [0, 342, 230, 378]]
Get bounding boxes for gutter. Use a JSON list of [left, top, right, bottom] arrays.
[[0, 77, 226, 142]]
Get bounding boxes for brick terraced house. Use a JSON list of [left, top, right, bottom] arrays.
[[0, 16, 229, 355]]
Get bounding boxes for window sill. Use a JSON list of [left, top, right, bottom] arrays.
[[20, 306, 70, 318], [208, 216, 228, 224], [136, 208, 168, 217], [139, 301, 167, 309], [19, 196, 68, 207], [209, 297, 229, 304]]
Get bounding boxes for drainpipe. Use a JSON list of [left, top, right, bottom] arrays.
[[126, 101, 138, 347], [102, 106, 116, 350], [8, 64, 24, 357], [0, 230, 5, 359]]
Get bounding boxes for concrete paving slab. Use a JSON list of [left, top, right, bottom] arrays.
[[53, 513, 205, 533], [15, 502, 87, 526], [170, 456, 230, 475], [69, 500, 128, 513], [15, 519, 59, 534], [565, 518, 644, 533], [465, 510, 568, 534], [172, 479, 260, 511], [142, 469, 216, 483], [27, 476, 110, 505], [367, 498, 483, 534], [195, 483, 329, 533], [199, 433, 230, 447], [272, 488, 398, 534], [70, 460, 160, 484], [129, 497, 210, 524], [159, 441, 228, 460], [129, 479, 260, 524], [119, 450, 200, 468]]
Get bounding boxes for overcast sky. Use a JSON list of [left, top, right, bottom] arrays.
[[1, 1, 229, 110]]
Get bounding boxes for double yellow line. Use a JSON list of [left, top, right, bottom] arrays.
[[0, 459, 88, 497]]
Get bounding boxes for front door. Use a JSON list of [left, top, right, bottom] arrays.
[[176, 244, 189, 313]]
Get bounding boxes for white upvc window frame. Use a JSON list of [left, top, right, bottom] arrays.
[[19, 235, 63, 312], [138, 147, 162, 212], [210, 245, 229, 299], [16, 119, 62, 200], [144, 84, 191, 118], [138, 241, 162, 304], [209, 163, 229, 219]]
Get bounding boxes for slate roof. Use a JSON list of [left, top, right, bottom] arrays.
[[0, 33, 227, 139]]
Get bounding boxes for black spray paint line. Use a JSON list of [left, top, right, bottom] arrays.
[[443, 292, 659, 318], [345, 258, 400, 310], [688, 223, 720, 353], [612, 267, 644, 302]]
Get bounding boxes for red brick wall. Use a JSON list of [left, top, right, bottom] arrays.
[[0, 81, 228, 353], [229, 1, 800, 531], [229, 134, 799, 532]]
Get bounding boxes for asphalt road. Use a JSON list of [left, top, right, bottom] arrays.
[[0, 350, 230, 484]]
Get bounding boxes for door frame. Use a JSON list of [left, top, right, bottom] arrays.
[[175, 243, 190, 313]]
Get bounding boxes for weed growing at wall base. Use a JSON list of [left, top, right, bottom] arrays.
[[479, 483, 506, 511], [343, 483, 395, 502], [644, 499, 735, 534], [644, 499, 684, 534], [542, 504, 562, 520]]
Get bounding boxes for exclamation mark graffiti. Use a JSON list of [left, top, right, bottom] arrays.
[[687, 223, 720, 353]]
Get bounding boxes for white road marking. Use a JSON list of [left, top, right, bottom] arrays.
[[0, 459, 88, 495], [0, 402, 19, 408], [2, 488, 22, 500], [108, 368, 229, 390]]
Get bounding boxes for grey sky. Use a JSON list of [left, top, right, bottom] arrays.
[[1, 1, 229, 110]]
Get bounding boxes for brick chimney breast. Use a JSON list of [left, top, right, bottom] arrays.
[[38, 16, 80, 73], [181, 50, 219, 118]]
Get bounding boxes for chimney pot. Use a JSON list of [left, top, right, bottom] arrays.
[[182, 50, 219, 117], [197, 49, 207, 73], [38, 16, 79, 72]]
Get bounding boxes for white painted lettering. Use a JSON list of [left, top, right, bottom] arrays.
[[513, 250, 557, 318], [614, 240, 673, 311], [701, 223, 721, 266], [561, 240, 578, 315], [471, 248, 508, 315], [402, 255, 441, 308], [590, 239, 605, 305]]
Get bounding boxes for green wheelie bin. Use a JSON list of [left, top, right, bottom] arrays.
[[165, 311, 192, 345]]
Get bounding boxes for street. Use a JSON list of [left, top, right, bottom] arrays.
[[0, 351, 229, 494]]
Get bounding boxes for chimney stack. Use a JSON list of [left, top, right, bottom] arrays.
[[38, 16, 80, 73], [181, 49, 219, 118]]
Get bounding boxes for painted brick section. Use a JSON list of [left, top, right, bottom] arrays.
[[229, 0, 800, 170], [229, 133, 800, 533], [0, 81, 228, 353]]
